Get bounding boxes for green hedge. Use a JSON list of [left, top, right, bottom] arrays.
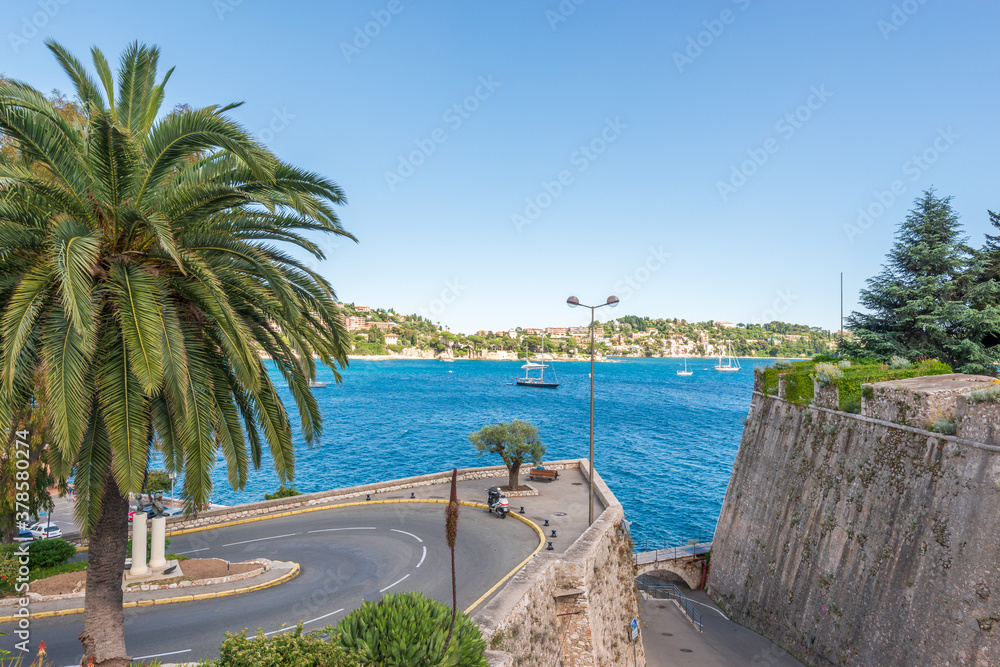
[[762, 358, 952, 412]]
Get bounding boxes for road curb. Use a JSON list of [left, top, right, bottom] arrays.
[[27, 499, 542, 620], [0, 562, 301, 624], [74, 498, 511, 552]]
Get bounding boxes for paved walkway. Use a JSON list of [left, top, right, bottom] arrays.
[[638, 576, 803, 667]]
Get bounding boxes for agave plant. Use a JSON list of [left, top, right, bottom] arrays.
[[0, 41, 353, 665]]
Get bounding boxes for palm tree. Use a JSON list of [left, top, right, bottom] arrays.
[[0, 42, 353, 666]]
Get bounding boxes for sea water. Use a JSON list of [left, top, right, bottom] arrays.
[[203, 357, 768, 549]]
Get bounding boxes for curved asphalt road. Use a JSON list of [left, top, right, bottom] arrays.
[[11, 503, 539, 665]]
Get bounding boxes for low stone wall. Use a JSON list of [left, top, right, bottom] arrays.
[[862, 373, 994, 429], [63, 461, 581, 546], [475, 462, 646, 667]]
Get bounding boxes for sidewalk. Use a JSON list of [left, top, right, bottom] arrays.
[[638, 576, 803, 667], [0, 560, 298, 622]]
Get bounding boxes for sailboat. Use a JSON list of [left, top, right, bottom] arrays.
[[714, 340, 741, 372], [677, 356, 693, 376], [516, 335, 559, 389]]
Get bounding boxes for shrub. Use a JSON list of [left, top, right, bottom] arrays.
[[837, 360, 852, 369], [773, 359, 792, 369], [335, 592, 488, 667], [264, 486, 302, 500], [968, 387, 1000, 404], [890, 355, 912, 369], [216, 624, 361, 666], [26, 538, 76, 569], [812, 354, 835, 363], [0, 552, 17, 589], [929, 420, 957, 435], [814, 363, 844, 387]]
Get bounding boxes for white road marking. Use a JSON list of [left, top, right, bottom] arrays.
[[686, 598, 729, 618], [133, 649, 192, 660], [391, 529, 423, 542], [416, 546, 427, 568], [221, 532, 298, 547], [380, 573, 410, 593], [307, 527, 376, 533], [304, 608, 345, 625], [264, 608, 346, 636], [175, 547, 210, 555]]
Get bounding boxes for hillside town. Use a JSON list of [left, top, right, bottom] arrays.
[[338, 303, 839, 360]]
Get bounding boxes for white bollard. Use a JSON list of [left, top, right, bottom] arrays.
[[130, 516, 149, 577], [148, 516, 167, 569]]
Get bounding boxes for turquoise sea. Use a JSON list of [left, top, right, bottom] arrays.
[[203, 357, 768, 550]]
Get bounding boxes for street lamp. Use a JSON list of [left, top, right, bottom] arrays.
[[567, 295, 619, 524]]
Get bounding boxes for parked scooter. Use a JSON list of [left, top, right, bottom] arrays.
[[486, 486, 509, 519]]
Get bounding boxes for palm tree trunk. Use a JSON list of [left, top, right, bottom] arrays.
[[79, 465, 131, 667]]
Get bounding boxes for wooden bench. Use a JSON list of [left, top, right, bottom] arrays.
[[528, 468, 559, 482]]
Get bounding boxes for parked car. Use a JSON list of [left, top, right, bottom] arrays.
[[28, 524, 62, 540], [14, 530, 33, 543]]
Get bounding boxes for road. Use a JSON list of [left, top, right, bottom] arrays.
[[8, 502, 540, 665]]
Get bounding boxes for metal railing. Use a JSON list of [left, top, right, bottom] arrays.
[[634, 534, 714, 554], [634, 541, 712, 567], [639, 582, 703, 631]]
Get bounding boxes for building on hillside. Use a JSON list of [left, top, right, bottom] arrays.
[[385, 334, 399, 345], [507, 330, 518, 339], [716, 321, 736, 328], [545, 327, 568, 336], [355, 305, 372, 313], [369, 321, 394, 331], [345, 316, 368, 330], [524, 328, 545, 335], [568, 326, 589, 335]]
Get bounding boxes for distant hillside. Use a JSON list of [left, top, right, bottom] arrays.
[[336, 303, 835, 359]]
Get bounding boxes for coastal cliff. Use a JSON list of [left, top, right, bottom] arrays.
[[708, 372, 1000, 666]]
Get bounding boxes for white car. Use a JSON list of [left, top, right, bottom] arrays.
[[28, 524, 62, 540]]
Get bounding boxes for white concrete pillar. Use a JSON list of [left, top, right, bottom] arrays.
[[130, 516, 149, 577], [148, 516, 167, 569]]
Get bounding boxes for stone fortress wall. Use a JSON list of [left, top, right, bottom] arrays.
[[709, 372, 1000, 666]]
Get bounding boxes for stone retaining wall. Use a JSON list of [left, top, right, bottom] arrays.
[[475, 462, 646, 667], [710, 382, 1000, 666]]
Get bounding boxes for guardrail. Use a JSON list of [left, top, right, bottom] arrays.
[[639, 582, 702, 631], [634, 541, 712, 567], [634, 535, 714, 553]]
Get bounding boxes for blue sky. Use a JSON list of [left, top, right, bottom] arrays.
[[2, 0, 998, 333]]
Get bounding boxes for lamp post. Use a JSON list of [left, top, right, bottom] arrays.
[[567, 295, 619, 524]]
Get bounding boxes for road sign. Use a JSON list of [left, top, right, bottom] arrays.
[[631, 618, 639, 640]]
